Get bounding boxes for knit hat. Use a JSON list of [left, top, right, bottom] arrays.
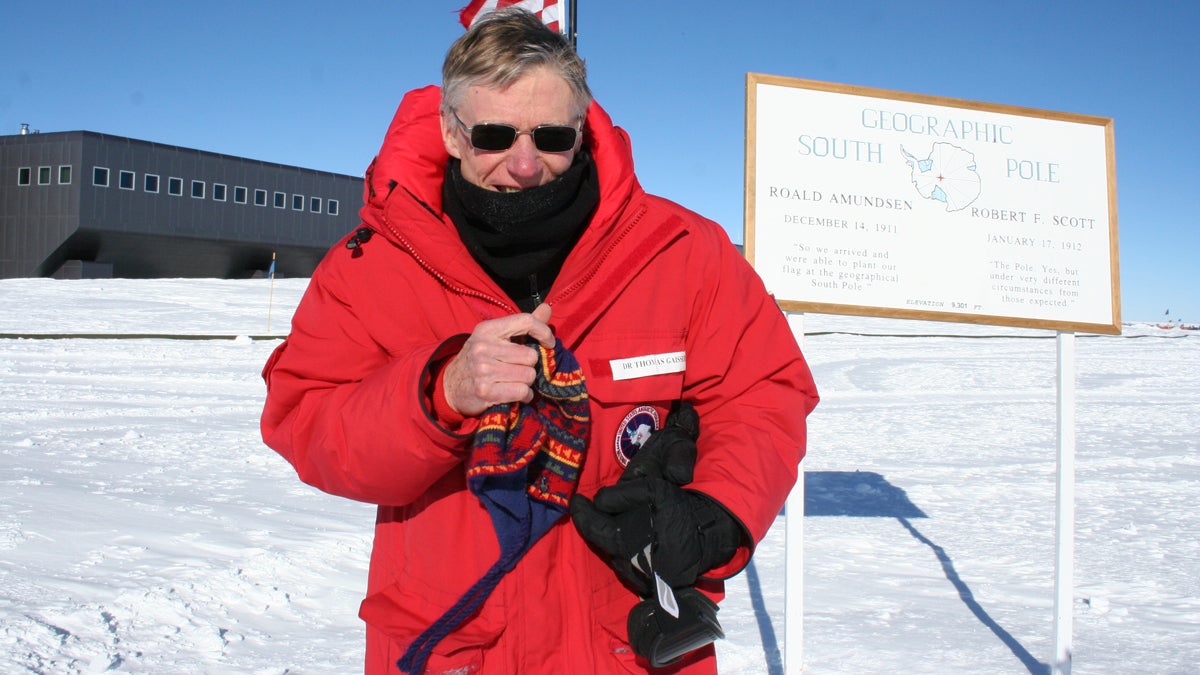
[[398, 338, 589, 673]]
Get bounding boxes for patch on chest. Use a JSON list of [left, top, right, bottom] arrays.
[[614, 405, 661, 467]]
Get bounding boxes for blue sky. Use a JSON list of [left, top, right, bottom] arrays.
[[3, 1, 1196, 323]]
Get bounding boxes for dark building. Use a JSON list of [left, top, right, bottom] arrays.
[[0, 127, 363, 279]]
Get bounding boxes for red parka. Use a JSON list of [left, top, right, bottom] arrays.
[[261, 86, 819, 674]]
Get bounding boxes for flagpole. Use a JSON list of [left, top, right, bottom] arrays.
[[267, 251, 277, 334], [568, 0, 577, 49]]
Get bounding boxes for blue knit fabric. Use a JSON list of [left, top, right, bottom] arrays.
[[398, 338, 588, 673]]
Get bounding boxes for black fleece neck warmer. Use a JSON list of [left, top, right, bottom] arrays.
[[443, 153, 599, 303]]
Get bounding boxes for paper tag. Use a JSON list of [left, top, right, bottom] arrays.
[[633, 543, 680, 619], [655, 572, 681, 619], [609, 351, 686, 382]]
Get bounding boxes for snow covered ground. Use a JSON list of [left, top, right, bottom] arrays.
[[1, 278, 1196, 674]]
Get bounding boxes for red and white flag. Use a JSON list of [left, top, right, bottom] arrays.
[[458, 0, 562, 33]]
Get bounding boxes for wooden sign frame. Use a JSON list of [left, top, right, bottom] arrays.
[[745, 73, 1120, 334]]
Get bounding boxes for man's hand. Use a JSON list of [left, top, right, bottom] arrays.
[[442, 303, 554, 417]]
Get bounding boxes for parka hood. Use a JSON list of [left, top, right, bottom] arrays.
[[350, 85, 680, 333], [359, 85, 643, 260]]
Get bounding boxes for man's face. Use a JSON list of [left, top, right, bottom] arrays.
[[442, 66, 581, 192]]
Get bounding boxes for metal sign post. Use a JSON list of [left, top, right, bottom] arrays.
[[1053, 331, 1077, 674], [785, 311, 806, 673]]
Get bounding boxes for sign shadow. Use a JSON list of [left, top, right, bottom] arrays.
[[803, 469, 928, 518], [742, 471, 1048, 674]]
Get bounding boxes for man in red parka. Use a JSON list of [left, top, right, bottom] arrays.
[[261, 8, 818, 674]]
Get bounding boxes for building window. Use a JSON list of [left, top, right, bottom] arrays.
[[145, 174, 160, 193], [58, 166, 72, 185], [310, 196, 322, 213], [292, 194, 304, 211], [191, 180, 205, 199], [168, 177, 183, 196], [213, 183, 227, 202], [118, 170, 135, 190], [273, 191, 285, 208], [254, 189, 268, 206], [327, 199, 339, 216], [38, 166, 52, 185], [93, 167, 110, 187], [234, 186, 248, 204], [18, 167, 31, 185]]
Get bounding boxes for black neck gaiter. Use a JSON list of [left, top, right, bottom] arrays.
[[443, 153, 599, 308]]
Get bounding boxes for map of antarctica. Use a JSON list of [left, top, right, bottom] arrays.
[[899, 142, 982, 212]]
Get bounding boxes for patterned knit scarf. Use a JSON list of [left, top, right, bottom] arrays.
[[398, 338, 589, 674]]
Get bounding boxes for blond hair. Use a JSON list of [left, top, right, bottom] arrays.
[[441, 7, 591, 119]]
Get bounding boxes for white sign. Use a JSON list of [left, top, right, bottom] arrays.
[[745, 74, 1120, 334]]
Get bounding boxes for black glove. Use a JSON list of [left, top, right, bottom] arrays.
[[570, 402, 742, 596], [572, 479, 742, 594]]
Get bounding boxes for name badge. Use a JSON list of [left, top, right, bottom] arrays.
[[609, 351, 686, 381]]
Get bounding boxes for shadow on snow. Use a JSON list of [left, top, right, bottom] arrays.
[[742, 471, 1049, 675]]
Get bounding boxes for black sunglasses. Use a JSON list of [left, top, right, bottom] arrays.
[[452, 110, 581, 153]]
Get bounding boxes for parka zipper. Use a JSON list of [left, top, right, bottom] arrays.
[[553, 203, 652, 303], [378, 193, 676, 317], [380, 195, 514, 312], [529, 275, 542, 306]]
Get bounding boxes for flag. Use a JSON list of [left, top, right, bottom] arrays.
[[268, 253, 276, 279], [459, 0, 562, 33]]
